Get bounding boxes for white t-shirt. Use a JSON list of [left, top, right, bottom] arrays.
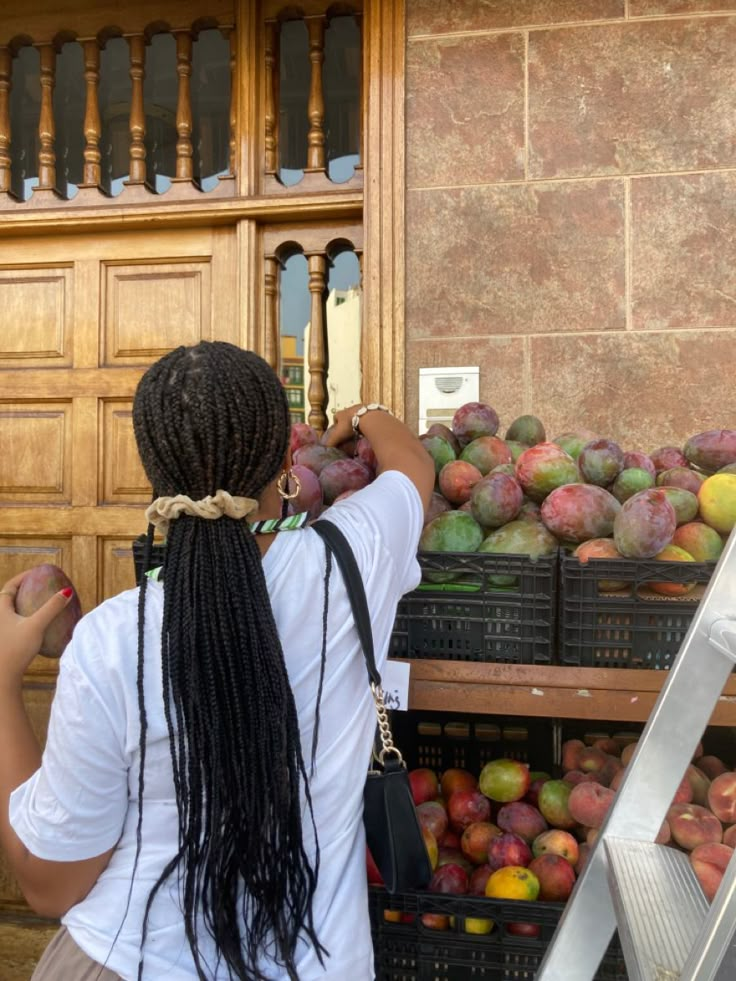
[[10, 470, 423, 981]]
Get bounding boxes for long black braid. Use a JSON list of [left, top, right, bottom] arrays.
[[131, 342, 325, 980]]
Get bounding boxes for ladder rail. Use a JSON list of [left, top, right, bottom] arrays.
[[681, 853, 736, 981], [538, 527, 736, 981]]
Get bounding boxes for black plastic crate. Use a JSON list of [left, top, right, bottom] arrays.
[[391, 711, 556, 776], [391, 552, 557, 665], [559, 551, 716, 670], [369, 888, 626, 981], [132, 535, 166, 586]]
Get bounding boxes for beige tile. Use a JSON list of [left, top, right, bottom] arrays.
[[406, 34, 525, 188], [631, 172, 736, 330], [406, 181, 625, 337], [530, 331, 736, 450], [529, 18, 736, 178], [631, 0, 736, 14], [407, 0, 623, 37], [405, 336, 526, 431]]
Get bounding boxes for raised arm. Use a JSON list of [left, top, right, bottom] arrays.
[[322, 404, 434, 512]]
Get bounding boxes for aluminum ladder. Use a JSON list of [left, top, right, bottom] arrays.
[[538, 525, 736, 981]]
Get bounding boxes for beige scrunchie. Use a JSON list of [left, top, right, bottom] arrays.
[[145, 490, 259, 535]]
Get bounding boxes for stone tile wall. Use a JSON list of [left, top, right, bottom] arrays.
[[405, 1, 736, 450]]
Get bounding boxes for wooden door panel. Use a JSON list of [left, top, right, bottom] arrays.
[[99, 538, 139, 606], [102, 259, 213, 366], [0, 919, 59, 981], [0, 266, 72, 368], [0, 402, 73, 503], [101, 400, 151, 505]]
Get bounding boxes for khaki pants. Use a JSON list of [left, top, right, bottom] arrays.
[[31, 927, 122, 980]]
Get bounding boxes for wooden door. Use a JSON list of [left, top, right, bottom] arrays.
[[0, 224, 237, 970]]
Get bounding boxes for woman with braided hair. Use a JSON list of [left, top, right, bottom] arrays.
[[0, 341, 434, 980]]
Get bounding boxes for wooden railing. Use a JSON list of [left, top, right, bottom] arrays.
[[263, 222, 363, 431], [0, 20, 234, 207]]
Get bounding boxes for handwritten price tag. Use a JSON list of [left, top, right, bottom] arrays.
[[381, 660, 411, 711]]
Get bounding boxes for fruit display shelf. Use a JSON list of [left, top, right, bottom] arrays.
[[558, 551, 717, 670], [390, 551, 557, 666], [368, 887, 626, 981]]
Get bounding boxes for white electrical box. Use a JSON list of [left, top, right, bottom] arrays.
[[418, 366, 480, 434]]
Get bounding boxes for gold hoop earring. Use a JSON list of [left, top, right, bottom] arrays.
[[277, 470, 301, 500]]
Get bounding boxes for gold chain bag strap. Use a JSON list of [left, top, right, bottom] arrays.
[[311, 520, 432, 894]]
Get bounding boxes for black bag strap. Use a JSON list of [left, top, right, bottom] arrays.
[[311, 519, 381, 689]]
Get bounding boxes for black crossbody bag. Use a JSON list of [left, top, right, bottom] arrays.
[[312, 520, 432, 894]]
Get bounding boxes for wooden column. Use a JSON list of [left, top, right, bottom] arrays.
[[174, 32, 193, 181], [37, 44, 56, 190], [306, 252, 328, 431], [127, 35, 146, 186], [228, 28, 236, 175], [0, 48, 11, 194], [264, 20, 278, 174], [78, 40, 101, 188], [305, 15, 325, 173], [263, 255, 280, 371]]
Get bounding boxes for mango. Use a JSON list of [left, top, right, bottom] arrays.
[[420, 434, 456, 475], [460, 436, 512, 475], [660, 487, 699, 526], [15, 564, 82, 659], [540, 483, 620, 544], [505, 414, 546, 447], [649, 545, 697, 597], [470, 472, 523, 529], [515, 442, 579, 503], [420, 510, 484, 554], [578, 438, 624, 487], [551, 430, 598, 461], [613, 489, 677, 559], [684, 430, 736, 474], [672, 522, 724, 562], [452, 402, 500, 445], [573, 538, 627, 591], [650, 446, 688, 473], [504, 440, 528, 462], [656, 467, 704, 495], [612, 467, 655, 503], [622, 451, 656, 478], [479, 520, 557, 586], [698, 473, 736, 534]]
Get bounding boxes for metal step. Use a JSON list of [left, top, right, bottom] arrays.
[[605, 837, 708, 981]]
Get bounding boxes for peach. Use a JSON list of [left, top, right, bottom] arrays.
[[562, 739, 585, 772], [440, 768, 477, 800], [598, 756, 624, 788], [696, 756, 728, 780], [708, 773, 736, 824], [592, 738, 621, 757], [528, 854, 576, 901], [671, 774, 694, 806], [461, 822, 502, 865], [496, 802, 548, 844], [421, 913, 450, 930], [448, 790, 492, 833], [416, 801, 448, 842], [577, 747, 609, 777], [439, 829, 460, 850], [532, 829, 579, 864], [487, 832, 533, 871], [667, 803, 723, 850], [575, 842, 592, 876], [586, 828, 599, 846], [724, 825, 736, 849], [690, 845, 733, 903], [656, 819, 672, 845], [409, 768, 440, 806], [568, 782, 615, 829], [686, 764, 712, 807], [610, 769, 626, 792], [507, 922, 542, 939], [564, 770, 597, 787], [429, 863, 469, 895], [620, 742, 638, 766]]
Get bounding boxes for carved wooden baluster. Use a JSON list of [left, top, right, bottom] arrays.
[[264, 20, 278, 174], [174, 32, 193, 180], [37, 44, 56, 190], [264, 256, 280, 371], [305, 16, 326, 173], [228, 28, 236, 174], [307, 253, 328, 431], [127, 35, 146, 184], [0, 48, 11, 193], [80, 40, 101, 187]]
